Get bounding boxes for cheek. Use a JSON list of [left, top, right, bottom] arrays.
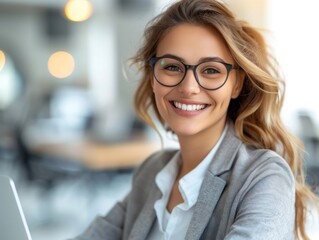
[[153, 84, 164, 101], [153, 83, 170, 112], [208, 87, 233, 109]]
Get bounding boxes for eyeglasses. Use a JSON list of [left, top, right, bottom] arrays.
[[150, 56, 238, 90]]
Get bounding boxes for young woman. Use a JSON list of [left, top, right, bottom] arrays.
[[73, 0, 318, 239]]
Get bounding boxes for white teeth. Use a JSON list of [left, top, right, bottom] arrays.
[[173, 101, 206, 111]]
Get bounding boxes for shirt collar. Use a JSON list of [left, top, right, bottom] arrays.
[[155, 122, 228, 209], [155, 151, 181, 197]]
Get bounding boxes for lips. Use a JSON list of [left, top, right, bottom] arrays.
[[172, 101, 207, 111]]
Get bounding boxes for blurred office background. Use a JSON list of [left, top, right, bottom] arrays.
[[0, 0, 318, 239]]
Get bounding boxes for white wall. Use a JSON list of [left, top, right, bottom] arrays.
[[267, 0, 319, 130]]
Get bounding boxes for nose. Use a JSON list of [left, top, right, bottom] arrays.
[[178, 68, 201, 95]]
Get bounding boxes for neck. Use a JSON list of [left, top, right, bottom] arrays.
[[177, 120, 226, 176]]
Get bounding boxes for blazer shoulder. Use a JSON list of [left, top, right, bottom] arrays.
[[234, 144, 294, 184], [238, 144, 290, 167]]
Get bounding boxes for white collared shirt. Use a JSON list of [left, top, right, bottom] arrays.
[[147, 124, 228, 240]]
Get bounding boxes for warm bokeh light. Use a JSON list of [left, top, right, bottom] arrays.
[[0, 50, 6, 72], [64, 0, 93, 22], [48, 51, 75, 79]]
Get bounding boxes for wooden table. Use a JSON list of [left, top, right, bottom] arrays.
[[29, 138, 161, 170]]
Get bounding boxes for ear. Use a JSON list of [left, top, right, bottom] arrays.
[[231, 70, 245, 99]]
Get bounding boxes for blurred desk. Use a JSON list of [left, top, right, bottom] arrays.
[[29, 139, 160, 170]]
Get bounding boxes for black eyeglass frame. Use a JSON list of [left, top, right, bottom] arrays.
[[149, 56, 238, 90]]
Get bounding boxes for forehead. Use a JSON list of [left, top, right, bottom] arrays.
[[156, 24, 233, 63]]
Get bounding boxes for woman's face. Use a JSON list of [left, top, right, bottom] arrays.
[[153, 24, 242, 140]]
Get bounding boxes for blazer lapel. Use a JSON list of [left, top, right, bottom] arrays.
[[128, 181, 162, 240], [185, 174, 226, 240], [185, 122, 242, 240], [128, 150, 177, 240]]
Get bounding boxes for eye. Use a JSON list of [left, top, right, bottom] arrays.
[[198, 61, 225, 77], [164, 64, 183, 72], [202, 67, 220, 74]]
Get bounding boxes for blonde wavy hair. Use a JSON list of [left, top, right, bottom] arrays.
[[132, 0, 318, 239]]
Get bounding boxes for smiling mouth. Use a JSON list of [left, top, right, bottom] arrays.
[[171, 101, 208, 111]]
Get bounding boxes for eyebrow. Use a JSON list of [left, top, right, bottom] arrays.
[[157, 54, 228, 64]]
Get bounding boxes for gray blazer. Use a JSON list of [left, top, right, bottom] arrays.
[[72, 124, 295, 240]]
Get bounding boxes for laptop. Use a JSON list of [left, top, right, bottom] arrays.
[[0, 175, 32, 240]]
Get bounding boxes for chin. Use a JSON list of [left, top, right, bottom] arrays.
[[170, 126, 201, 137]]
